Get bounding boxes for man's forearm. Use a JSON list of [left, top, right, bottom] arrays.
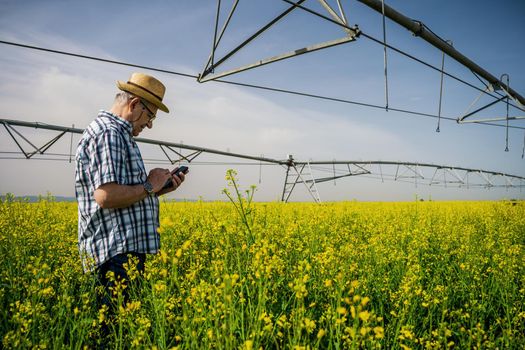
[[94, 182, 148, 209]]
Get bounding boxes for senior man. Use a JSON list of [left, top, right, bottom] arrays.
[[75, 72, 186, 305]]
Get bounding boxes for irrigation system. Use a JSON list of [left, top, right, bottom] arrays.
[[2, 118, 524, 203], [1, 1, 524, 201], [200, 0, 525, 126]]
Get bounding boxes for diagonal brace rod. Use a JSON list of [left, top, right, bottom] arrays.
[[199, 0, 306, 81], [199, 36, 357, 82]]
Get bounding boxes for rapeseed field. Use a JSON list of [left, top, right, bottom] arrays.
[[1, 182, 524, 348]]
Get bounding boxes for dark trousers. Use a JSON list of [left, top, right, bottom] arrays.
[[96, 252, 146, 308], [94, 252, 146, 346]]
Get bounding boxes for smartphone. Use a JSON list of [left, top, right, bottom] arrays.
[[172, 166, 189, 176], [162, 166, 189, 190]]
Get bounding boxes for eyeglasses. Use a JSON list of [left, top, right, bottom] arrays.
[[140, 100, 156, 122]]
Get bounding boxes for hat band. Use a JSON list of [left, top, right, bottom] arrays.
[[126, 81, 163, 102]]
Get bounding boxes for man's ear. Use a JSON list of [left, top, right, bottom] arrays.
[[129, 97, 140, 111]]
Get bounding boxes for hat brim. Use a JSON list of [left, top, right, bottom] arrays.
[[117, 81, 169, 113]]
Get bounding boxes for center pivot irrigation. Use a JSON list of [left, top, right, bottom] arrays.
[[2, 118, 524, 202], [199, 0, 525, 150]]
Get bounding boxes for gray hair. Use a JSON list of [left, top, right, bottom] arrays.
[[114, 91, 135, 105]]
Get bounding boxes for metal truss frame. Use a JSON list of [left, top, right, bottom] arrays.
[[198, 0, 360, 83], [1, 118, 524, 202], [281, 155, 322, 203], [305, 161, 525, 191], [199, 0, 525, 127], [2, 121, 71, 160], [456, 74, 525, 152], [355, 0, 525, 108]]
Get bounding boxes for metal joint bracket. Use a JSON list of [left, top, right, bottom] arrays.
[[457, 73, 525, 124], [159, 144, 203, 164]]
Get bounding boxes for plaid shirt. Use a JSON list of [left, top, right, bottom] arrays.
[[75, 110, 160, 271]]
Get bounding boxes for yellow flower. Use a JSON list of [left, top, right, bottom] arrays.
[[360, 326, 370, 336], [154, 282, 167, 293], [182, 240, 191, 250], [358, 310, 371, 322], [374, 326, 384, 339], [243, 340, 253, 350], [317, 328, 326, 339], [303, 317, 316, 333], [41, 286, 54, 297]]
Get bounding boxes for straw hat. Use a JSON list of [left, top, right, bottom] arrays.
[[117, 72, 169, 113]]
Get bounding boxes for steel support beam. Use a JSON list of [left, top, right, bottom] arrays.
[[199, 36, 357, 82], [0, 118, 285, 165], [356, 0, 525, 107], [357, 0, 525, 107]]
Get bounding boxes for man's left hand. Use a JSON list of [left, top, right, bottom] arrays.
[[156, 168, 186, 196]]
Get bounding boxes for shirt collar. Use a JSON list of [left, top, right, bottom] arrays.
[[98, 110, 133, 135]]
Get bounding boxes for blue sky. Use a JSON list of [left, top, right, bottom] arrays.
[[0, 0, 524, 201]]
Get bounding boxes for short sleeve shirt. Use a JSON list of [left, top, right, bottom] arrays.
[[75, 110, 160, 271]]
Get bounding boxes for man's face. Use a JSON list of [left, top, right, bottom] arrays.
[[131, 99, 158, 137]]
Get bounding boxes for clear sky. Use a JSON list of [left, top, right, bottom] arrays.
[[0, 0, 524, 201]]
